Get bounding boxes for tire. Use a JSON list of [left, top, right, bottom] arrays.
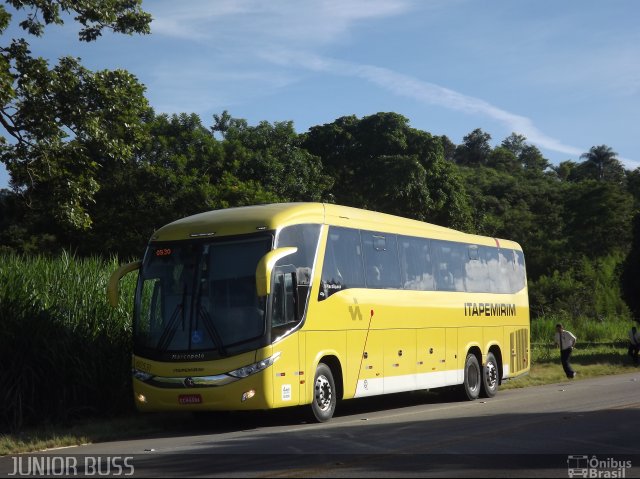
[[481, 352, 499, 398], [311, 363, 336, 422], [463, 353, 481, 401]]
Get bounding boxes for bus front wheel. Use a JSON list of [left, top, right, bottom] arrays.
[[463, 353, 481, 400], [311, 363, 336, 422]]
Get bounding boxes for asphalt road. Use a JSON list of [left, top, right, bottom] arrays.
[[2, 372, 640, 477]]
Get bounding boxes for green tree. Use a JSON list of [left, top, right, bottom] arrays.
[[519, 144, 550, 174], [500, 132, 527, 158], [563, 180, 634, 257], [499, 133, 549, 173], [73, 113, 222, 256], [454, 128, 492, 166], [574, 145, 625, 183], [212, 110, 247, 140], [221, 115, 333, 202], [486, 146, 520, 173], [553, 160, 577, 182], [73, 112, 281, 258], [625, 167, 640, 209], [302, 112, 472, 229], [0, 0, 152, 230], [437, 134, 456, 162]]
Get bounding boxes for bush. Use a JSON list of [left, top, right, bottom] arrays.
[[529, 254, 631, 322]]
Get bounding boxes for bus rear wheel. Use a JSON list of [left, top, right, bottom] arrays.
[[481, 352, 499, 398], [463, 353, 481, 400], [311, 363, 336, 422]]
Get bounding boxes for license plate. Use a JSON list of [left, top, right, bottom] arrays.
[[178, 394, 202, 405]]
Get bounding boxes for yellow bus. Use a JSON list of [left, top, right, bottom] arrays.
[[108, 203, 529, 422]]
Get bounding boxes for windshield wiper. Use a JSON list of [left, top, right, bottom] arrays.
[[198, 306, 227, 357], [156, 285, 187, 352]]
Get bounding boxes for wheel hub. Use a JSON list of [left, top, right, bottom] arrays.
[[486, 362, 498, 388], [315, 375, 332, 411]]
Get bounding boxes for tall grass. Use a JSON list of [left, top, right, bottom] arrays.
[[0, 252, 137, 432]]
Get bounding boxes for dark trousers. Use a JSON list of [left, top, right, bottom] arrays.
[[629, 344, 639, 364], [561, 347, 575, 378]]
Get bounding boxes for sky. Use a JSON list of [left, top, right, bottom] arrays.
[[1, 0, 639, 188]]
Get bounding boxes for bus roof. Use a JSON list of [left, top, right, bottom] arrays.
[[151, 202, 522, 250]]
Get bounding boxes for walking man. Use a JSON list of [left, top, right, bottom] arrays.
[[555, 323, 577, 379]]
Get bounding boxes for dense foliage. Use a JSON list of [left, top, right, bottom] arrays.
[[3, 109, 638, 325]]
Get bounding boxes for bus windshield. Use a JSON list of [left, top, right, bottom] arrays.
[[134, 235, 272, 360]]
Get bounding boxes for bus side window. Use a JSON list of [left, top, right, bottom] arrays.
[[513, 250, 527, 291], [436, 262, 455, 291], [275, 223, 321, 315], [466, 245, 491, 293], [272, 267, 297, 330], [433, 240, 465, 292], [362, 231, 401, 289], [399, 235, 434, 291], [503, 248, 524, 293], [484, 247, 501, 293], [319, 232, 342, 300], [496, 249, 513, 293], [319, 227, 364, 299]]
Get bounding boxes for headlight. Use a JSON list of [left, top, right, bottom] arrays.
[[228, 352, 281, 378], [132, 369, 153, 381]]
